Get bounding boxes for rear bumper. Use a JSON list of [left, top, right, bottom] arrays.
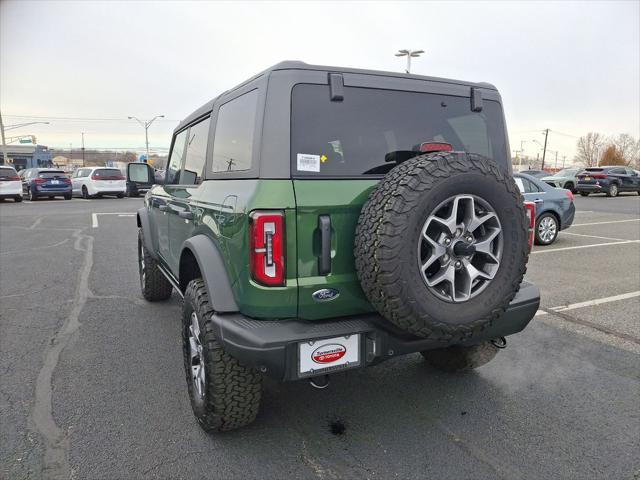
[[210, 281, 540, 381], [0, 184, 22, 196], [33, 186, 71, 195], [577, 183, 608, 192], [561, 203, 576, 229]]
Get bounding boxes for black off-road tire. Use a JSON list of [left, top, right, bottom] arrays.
[[138, 229, 173, 301], [421, 342, 499, 373], [182, 279, 262, 432], [354, 152, 528, 341]]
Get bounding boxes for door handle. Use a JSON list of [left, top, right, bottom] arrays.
[[178, 211, 193, 220], [534, 199, 544, 203], [318, 215, 331, 275]]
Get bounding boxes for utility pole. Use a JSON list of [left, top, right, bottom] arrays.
[[81, 132, 86, 167], [554, 151, 558, 169], [541, 129, 549, 170], [0, 111, 8, 165], [562, 155, 566, 168]]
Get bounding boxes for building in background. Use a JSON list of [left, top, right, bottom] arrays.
[[2, 144, 53, 171]]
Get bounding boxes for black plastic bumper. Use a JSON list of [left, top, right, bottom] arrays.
[[211, 281, 540, 381]]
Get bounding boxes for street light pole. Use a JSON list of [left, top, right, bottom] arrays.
[[0, 111, 8, 165], [395, 49, 425, 74], [128, 115, 164, 163], [541, 128, 549, 170]]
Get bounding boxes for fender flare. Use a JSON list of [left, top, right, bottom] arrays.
[[136, 207, 156, 258], [182, 235, 239, 313]]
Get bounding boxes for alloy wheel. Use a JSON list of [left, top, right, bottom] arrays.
[[538, 216, 557, 244], [418, 194, 503, 303], [188, 312, 206, 399]]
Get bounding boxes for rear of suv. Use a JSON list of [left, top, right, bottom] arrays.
[[21, 168, 72, 200], [71, 167, 126, 198], [133, 62, 540, 432], [0, 166, 23, 202], [576, 166, 640, 197]]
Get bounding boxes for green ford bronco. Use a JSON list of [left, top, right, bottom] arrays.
[[131, 61, 540, 432]]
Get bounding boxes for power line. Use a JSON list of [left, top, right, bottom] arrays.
[[3, 114, 179, 122]]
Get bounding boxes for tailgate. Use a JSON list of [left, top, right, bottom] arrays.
[[293, 179, 378, 320]]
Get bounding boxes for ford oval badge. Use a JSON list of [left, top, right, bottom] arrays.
[[312, 288, 340, 302]]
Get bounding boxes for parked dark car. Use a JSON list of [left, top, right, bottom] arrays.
[[21, 168, 72, 201], [576, 166, 640, 197], [514, 173, 575, 245]]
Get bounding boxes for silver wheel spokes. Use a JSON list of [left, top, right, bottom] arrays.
[[419, 195, 503, 303], [539, 217, 557, 243], [188, 312, 205, 399], [139, 244, 146, 286]]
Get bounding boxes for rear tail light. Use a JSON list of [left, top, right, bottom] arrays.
[[116, 175, 125, 180], [91, 174, 99, 180], [63, 177, 72, 184], [418, 142, 453, 153], [565, 190, 574, 202], [592, 174, 607, 179], [34, 178, 47, 184], [8, 175, 20, 181], [524, 201, 535, 251], [249, 211, 285, 286]]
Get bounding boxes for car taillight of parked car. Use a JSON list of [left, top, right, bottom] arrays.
[[565, 190, 574, 202], [7, 175, 21, 181], [249, 211, 285, 286], [524, 201, 535, 250], [34, 178, 47, 184]]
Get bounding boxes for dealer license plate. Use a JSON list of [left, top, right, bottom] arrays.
[[298, 334, 360, 376], [583, 176, 590, 181], [51, 180, 59, 184]]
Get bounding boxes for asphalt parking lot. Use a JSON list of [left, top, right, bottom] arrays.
[[1, 194, 639, 480]]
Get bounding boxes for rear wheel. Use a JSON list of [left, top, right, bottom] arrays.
[[138, 229, 173, 301], [421, 342, 499, 372], [535, 212, 559, 245], [182, 279, 262, 432], [82, 186, 90, 199], [117, 193, 125, 198], [606, 184, 619, 197], [28, 188, 38, 201], [15, 196, 23, 203], [580, 192, 590, 197], [64, 194, 72, 200]]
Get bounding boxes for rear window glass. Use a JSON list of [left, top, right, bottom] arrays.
[[585, 168, 603, 172], [0, 167, 17, 178], [93, 169, 123, 178], [291, 85, 508, 177], [38, 171, 67, 178]]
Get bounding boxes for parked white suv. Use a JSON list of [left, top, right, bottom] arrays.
[[0, 166, 23, 202], [71, 167, 126, 199]]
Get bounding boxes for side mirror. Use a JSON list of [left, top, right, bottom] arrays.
[[127, 162, 154, 184]]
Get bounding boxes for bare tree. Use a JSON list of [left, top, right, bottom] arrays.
[[608, 133, 638, 165], [574, 132, 603, 167]]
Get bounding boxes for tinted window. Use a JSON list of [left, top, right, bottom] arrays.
[[211, 90, 258, 173], [609, 168, 625, 175], [515, 176, 539, 193], [166, 130, 188, 184], [585, 168, 603, 172], [38, 171, 67, 178], [93, 169, 123, 179], [291, 85, 508, 177], [0, 167, 17, 178], [183, 117, 211, 184]]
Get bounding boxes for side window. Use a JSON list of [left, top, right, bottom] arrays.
[[514, 177, 525, 194], [610, 168, 625, 175], [525, 178, 541, 193], [182, 117, 211, 185], [211, 90, 258, 173], [165, 130, 188, 185]]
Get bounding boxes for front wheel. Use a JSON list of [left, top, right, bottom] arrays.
[[64, 194, 72, 200], [421, 342, 499, 373], [607, 184, 619, 197], [564, 182, 576, 193], [182, 279, 262, 432], [579, 192, 590, 197], [535, 212, 559, 245], [15, 196, 23, 203]]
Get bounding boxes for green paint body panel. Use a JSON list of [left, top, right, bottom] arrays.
[[292, 179, 379, 320], [158, 178, 381, 321]]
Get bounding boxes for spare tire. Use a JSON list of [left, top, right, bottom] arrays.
[[354, 152, 528, 340]]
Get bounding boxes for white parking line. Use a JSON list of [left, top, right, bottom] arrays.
[[532, 240, 640, 254], [92, 212, 136, 228], [535, 291, 640, 317], [572, 219, 640, 227], [560, 231, 628, 242]]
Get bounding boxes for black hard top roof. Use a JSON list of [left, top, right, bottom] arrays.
[[176, 61, 498, 132]]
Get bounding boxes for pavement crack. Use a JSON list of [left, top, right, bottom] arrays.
[[540, 307, 640, 345], [29, 228, 94, 480], [1, 238, 70, 256]]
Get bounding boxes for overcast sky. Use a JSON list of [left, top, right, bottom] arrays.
[[1, 0, 639, 163]]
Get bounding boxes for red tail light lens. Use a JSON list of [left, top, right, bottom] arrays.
[[250, 211, 285, 286], [8, 175, 21, 181], [34, 178, 47, 184], [565, 190, 574, 202], [524, 201, 536, 250], [63, 177, 72, 184], [91, 174, 99, 180], [418, 142, 453, 153], [592, 174, 607, 179]]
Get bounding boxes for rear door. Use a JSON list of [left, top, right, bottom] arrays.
[[290, 82, 510, 320]]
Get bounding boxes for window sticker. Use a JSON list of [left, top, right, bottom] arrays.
[[297, 153, 321, 172]]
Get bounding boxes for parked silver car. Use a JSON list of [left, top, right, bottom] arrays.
[[541, 168, 580, 193]]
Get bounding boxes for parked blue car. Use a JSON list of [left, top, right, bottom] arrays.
[[514, 173, 575, 245], [21, 168, 72, 201]]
